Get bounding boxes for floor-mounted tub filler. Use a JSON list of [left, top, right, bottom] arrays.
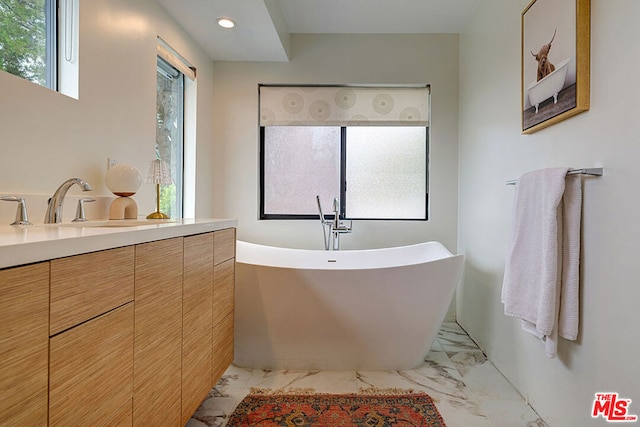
[[234, 241, 465, 371]]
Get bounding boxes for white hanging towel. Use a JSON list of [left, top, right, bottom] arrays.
[[501, 167, 582, 358]]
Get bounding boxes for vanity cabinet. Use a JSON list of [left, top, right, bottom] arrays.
[[0, 225, 236, 427], [134, 237, 184, 426], [0, 263, 49, 426]]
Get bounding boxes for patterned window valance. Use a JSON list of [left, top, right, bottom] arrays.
[[259, 85, 430, 127]]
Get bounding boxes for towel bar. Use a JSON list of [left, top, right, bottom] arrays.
[[505, 168, 603, 185]]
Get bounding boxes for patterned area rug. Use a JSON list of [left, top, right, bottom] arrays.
[[226, 389, 446, 426]]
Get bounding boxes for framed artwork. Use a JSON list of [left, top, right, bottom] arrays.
[[521, 0, 590, 134]]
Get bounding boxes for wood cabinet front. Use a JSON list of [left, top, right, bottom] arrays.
[[213, 258, 235, 326], [213, 228, 235, 265], [49, 303, 134, 426], [182, 233, 214, 425], [212, 229, 235, 387], [0, 263, 49, 426], [212, 311, 234, 385], [133, 237, 183, 427], [50, 246, 134, 335]]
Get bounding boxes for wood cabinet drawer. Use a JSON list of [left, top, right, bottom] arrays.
[[49, 303, 134, 426], [0, 263, 49, 426], [213, 228, 235, 265], [50, 246, 134, 335], [213, 258, 235, 326], [212, 311, 234, 386]]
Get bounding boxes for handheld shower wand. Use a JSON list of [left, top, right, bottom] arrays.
[[316, 195, 331, 250]]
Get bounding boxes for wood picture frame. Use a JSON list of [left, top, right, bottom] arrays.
[[521, 0, 590, 134]]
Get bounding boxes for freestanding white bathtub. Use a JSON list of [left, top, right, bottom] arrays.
[[234, 241, 464, 371]]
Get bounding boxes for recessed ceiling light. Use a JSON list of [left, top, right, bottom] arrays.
[[216, 17, 236, 29]]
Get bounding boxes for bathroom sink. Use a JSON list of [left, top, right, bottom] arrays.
[[55, 219, 176, 228]]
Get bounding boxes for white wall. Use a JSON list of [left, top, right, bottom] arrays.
[[458, 0, 640, 425], [0, 0, 215, 222], [211, 34, 460, 254]]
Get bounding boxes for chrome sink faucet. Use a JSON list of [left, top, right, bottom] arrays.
[[316, 195, 352, 250], [45, 178, 93, 223]]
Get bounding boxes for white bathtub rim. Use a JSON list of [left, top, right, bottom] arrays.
[[236, 240, 462, 270]]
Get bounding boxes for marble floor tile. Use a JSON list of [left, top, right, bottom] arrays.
[[188, 395, 242, 427], [438, 321, 482, 352], [480, 399, 549, 427], [245, 369, 358, 394], [189, 322, 547, 427], [448, 350, 524, 402]]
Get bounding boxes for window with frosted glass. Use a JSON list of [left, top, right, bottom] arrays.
[[260, 125, 428, 220], [262, 126, 341, 217], [345, 127, 427, 219]]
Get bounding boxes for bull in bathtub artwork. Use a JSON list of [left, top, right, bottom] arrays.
[[521, 0, 590, 133], [526, 30, 573, 117], [532, 29, 557, 82]]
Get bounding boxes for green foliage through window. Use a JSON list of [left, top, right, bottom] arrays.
[[0, 0, 52, 87], [160, 184, 177, 219]]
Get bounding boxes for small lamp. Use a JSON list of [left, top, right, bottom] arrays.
[[146, 159, 173, 219], [105, 164, 143, 220]]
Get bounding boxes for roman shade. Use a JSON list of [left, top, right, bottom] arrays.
[[259, 85, 429, 127]]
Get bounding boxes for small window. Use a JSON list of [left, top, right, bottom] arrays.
[[259, 85, 430, 221], [0, 0, 78, 97], [156, 56, 184, 219], [155, 39, 197, 219], [0, 0, 57, 88]]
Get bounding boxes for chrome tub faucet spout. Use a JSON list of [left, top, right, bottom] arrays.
[[316, 195, 352, 250], [45, 178, 93, 223], [330, 197, 352, 250]]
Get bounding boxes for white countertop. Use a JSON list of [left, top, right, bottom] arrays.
[[0, 218, 237, 269]]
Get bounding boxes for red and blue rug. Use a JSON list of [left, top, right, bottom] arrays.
[[226, 389, 446, 426]]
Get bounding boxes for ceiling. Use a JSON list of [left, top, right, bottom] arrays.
[[156, 0, 481, 62]]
